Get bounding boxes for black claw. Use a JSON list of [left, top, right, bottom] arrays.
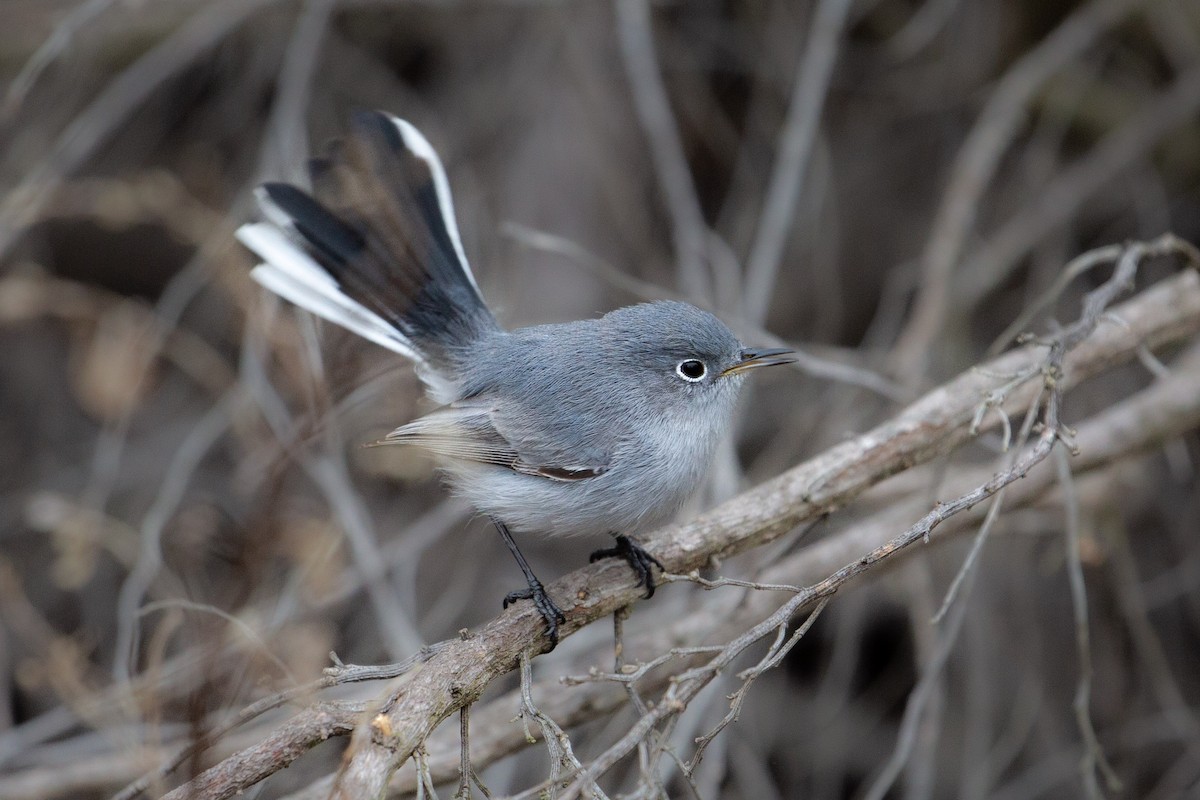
[[493, 517, 567, 651], [590, 534, 665, 598], [502, 580, 566, 648]]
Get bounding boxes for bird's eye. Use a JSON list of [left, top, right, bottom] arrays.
[[676, 359, 707, 382]]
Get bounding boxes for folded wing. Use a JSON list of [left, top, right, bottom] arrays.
[[379, 403, 608, 482]]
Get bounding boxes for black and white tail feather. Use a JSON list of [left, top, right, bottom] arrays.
[[237, 110, 497, 403], [236, 110, 789, 649]]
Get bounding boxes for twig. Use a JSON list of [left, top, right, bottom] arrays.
[[454, 706, 471, 800], [961, 65, 1200, 310], [887, 0, 963, 59], [615, 0, 712, 302], [658, 571, 801, 593], [613, 606, 655, 789], [742, 0, 854, 323], [243, 291, 424, 658], [305, 456, 423, 656], [135, 599, 295, 683], [112, 390, 241, 681], [863, 443, 1026, 800], [517, 651, 606, 800], [1055, 448, 1122, 798], [861, 515, 980, 800], [414, 745, 440, 800], [3, 0, 121, 117], [1103, 493, 1200, 746], [561, 645, 727, 688], [156, 702, 359, 800], [0, 0, 280, 261], [255, 0, 338, 184], [932, 395, 1040, 624], [987, 242, 1134, 356], [502, 221, 907, 401], [131, 246, 1200, 800], [892, 0, 1147, 374], [562, 592, 830, 796], [690, 598, 830, 769]]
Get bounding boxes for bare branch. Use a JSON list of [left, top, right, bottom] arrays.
[[1055, 448, 1122, 798], [0, 0, 280, 260], [615, 0, 713, 302], [742, 0, 853, 323], [206, 243, 1199, 799], [961, 64, 1200, 310], [892, 0, 1147, 374], [158, 703, 359, 800]]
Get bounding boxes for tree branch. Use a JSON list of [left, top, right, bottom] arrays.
[[152, 240, 1199, 800]]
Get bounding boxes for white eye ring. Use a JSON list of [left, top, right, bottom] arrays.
[[676, 359, 707, 382]]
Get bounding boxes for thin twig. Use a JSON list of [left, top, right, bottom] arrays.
[[1055, 447, 1122, 797], [932, 395, 1041, 624], [961, 66, 1200, 310], [262, 335, 1200, 800], [502, 221, 907, 401], [892, 0, 1146, 374], [0, 0, 279, 261], [615, 0, 713, 302], [455, 705, 471, 800], [518, 651, 607, 800], [658, 571, 802, 594], [690, 598, 830, 769], [3, 0, 120, 116], [144, 245, 1200, 800], [112, 390, 241, 681], [613, 606, 655, 789], [742, 0, 854, 323]]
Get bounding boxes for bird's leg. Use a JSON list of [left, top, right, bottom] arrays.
[[493, 518, 566, 649], [590, 534, 664, 598]]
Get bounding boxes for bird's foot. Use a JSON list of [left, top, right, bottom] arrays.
[[590, 534, 664, 598], [503, 578, 567, 649]]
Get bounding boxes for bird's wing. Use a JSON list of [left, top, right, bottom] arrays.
[[377, 402, 609, 482]]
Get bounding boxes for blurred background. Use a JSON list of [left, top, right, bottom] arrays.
[[1, 0, 1199, 798]]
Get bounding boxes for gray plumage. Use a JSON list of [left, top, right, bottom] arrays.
[[391, 301, 749, 537], [238, 110, 793, 644]]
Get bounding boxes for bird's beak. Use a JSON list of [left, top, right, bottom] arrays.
[[720, 347, 797, 377]]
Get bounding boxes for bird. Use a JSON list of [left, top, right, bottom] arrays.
[[237, 110, 795, 648]]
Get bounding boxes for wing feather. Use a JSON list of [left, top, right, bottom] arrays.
[[377, 404, 607, 482]]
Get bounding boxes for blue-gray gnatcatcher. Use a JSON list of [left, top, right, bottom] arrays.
[[238, 111, 795, 647]]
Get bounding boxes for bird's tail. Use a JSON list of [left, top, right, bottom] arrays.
[[237, 111, 497, 400]]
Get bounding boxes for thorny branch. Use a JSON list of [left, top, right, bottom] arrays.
[[116, 236, 1200, 799]]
